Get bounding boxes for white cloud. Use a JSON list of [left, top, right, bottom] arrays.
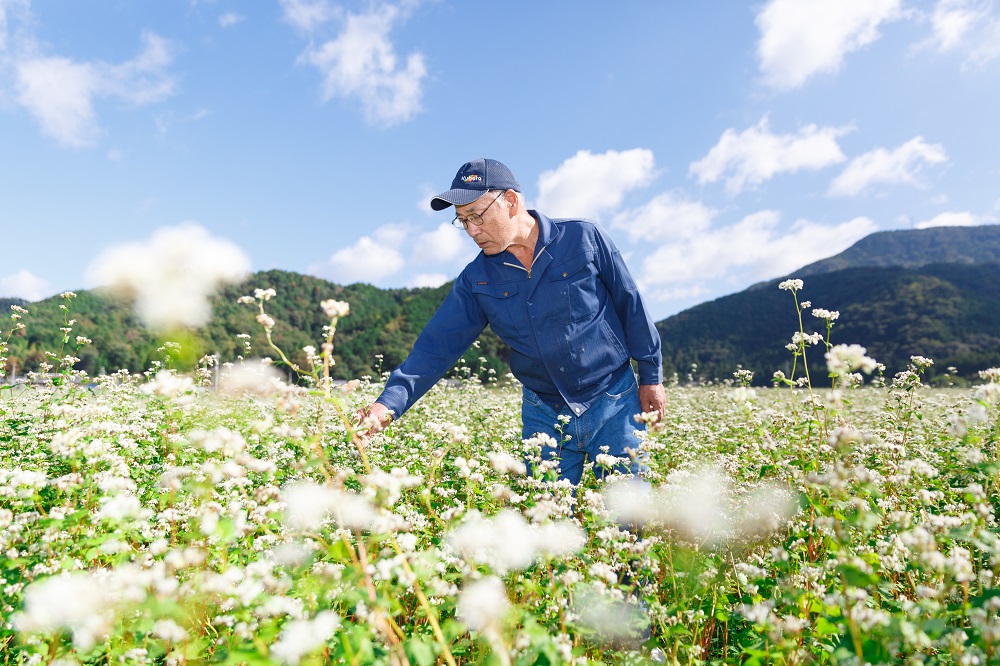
[[829, 136, 947, 196], [690, 117, 851, 195], [218, 12, 245, 28], [921, 0, 1000, 65], [0, 268, 50, 301], [279, 0, 338, 33], [914, 210, 994, 228], [409, 273, 449, 288], [296, 2, 426, 126], [12, 30, 176, 147], [416, 182, 437, 215], [412, 222, 477, 265], [638, 212, 877, 302], [535, 149, 656, 220], [309, 224, 408, 285], [15, 57, 99, 146], [611, 191, 717, 243], [756, 0, 904, 90]]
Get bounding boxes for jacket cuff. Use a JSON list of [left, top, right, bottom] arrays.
[[374, 391, 406, 421], [636, 360, 663, 386]]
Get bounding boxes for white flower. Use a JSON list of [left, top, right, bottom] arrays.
[[534, 521, 587, 557], [573, 584, 643, 638], [661, 467, 732, 544], [87, 223, 250, 330], [457, 576, 509, 631], [254, 288, 277, 301], [13, 572, 118, 650], [446, 510, 582, 572], [488, 451, 526, 476], [152, 619, 188, 643], [320, 299, 350, 319], [980, 368, 1000, 383], [594, 453, 621, 469], [825, 344, 878, 377], [142, 370, 196, 398], [96, 494, 151, 521], [270, 611, 341, 665], [778, 279, 804, 291], [281, 481, 376, 532], [219, 360, 288, 397]]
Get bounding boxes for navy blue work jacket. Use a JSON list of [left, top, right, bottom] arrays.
[[375, 211, 663, 418]]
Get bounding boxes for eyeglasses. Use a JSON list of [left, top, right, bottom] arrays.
[[451, 191, 505, 229]]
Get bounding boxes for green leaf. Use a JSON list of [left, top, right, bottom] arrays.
[[837, 563, 878, 588], [405, 637, 436, 666], [970, 589, 1000, 608], [815, 617, 842, 637]]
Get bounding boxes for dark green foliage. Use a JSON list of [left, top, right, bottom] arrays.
[[659, 263, 1000, 384], [2, 270, 509, 381]]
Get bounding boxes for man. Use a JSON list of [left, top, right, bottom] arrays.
[[357, 158, 665, 485]]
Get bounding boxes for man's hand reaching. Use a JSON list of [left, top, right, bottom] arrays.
[[638, 383, 666, 423], [352, 403, 394, 449]]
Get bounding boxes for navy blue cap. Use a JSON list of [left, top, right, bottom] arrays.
[[430, 158, 521, 211]]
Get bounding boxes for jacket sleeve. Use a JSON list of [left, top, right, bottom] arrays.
[[374, 276, 487, 419], [592, 224, 663, 386]]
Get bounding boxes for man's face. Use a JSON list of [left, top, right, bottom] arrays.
[[455, 191, 513, 255]]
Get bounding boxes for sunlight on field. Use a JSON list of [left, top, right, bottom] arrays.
[[2, 280, 1000, 665], [2, 366, 999, 664]]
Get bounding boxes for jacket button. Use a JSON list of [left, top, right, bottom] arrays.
[[562, 272, 568, 278], [503, 291, 508, 296]]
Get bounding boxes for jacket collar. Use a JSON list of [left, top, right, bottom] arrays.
[[483, 210, 555, 265]]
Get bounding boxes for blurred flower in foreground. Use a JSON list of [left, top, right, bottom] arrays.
[[457, 576, 510, 631], [446, 509, 585, 573], [88, 222, 250, 330], [219, 360, 287, 397], [13, 572, 121, 650], [270, 611, 341, 665], [572, 584, 644, 638], [605, 467, 797, 546], [281, 480, 376, 531]]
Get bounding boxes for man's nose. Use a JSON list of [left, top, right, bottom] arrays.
[[467, 224, 481, 237]]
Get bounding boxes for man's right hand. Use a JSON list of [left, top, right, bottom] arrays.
[[353, 403, 394, 447]]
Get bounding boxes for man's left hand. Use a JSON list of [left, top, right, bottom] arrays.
[[638, 383, 666, 422]]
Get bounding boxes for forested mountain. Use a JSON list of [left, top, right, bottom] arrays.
[[789, 224, 1000, 278], [1, 271, 507, 381], [659, 263, 1000, 384], [0, 297, 27, 311], [5, 226, 1000, 386], [659, 225, 1000, 384]]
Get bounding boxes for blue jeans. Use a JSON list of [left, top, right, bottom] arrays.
[[521, 370, 647, 485]]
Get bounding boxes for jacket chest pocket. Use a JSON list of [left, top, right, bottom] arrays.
[[471, 282, 523, 341], [548, 252, 600, 323]]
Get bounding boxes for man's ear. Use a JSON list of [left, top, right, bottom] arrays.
[[504, 190, 519, 215]]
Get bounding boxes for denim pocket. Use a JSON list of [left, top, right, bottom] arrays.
[[522, 386, 543, 407], [604, 372, 638, 400]]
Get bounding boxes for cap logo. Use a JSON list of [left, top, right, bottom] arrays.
[[461, 174, 482, 183]]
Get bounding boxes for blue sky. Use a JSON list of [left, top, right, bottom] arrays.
[[2, 0, 998, 320]]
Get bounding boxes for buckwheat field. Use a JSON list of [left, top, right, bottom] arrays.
[[2, 280, 1000, 666]]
